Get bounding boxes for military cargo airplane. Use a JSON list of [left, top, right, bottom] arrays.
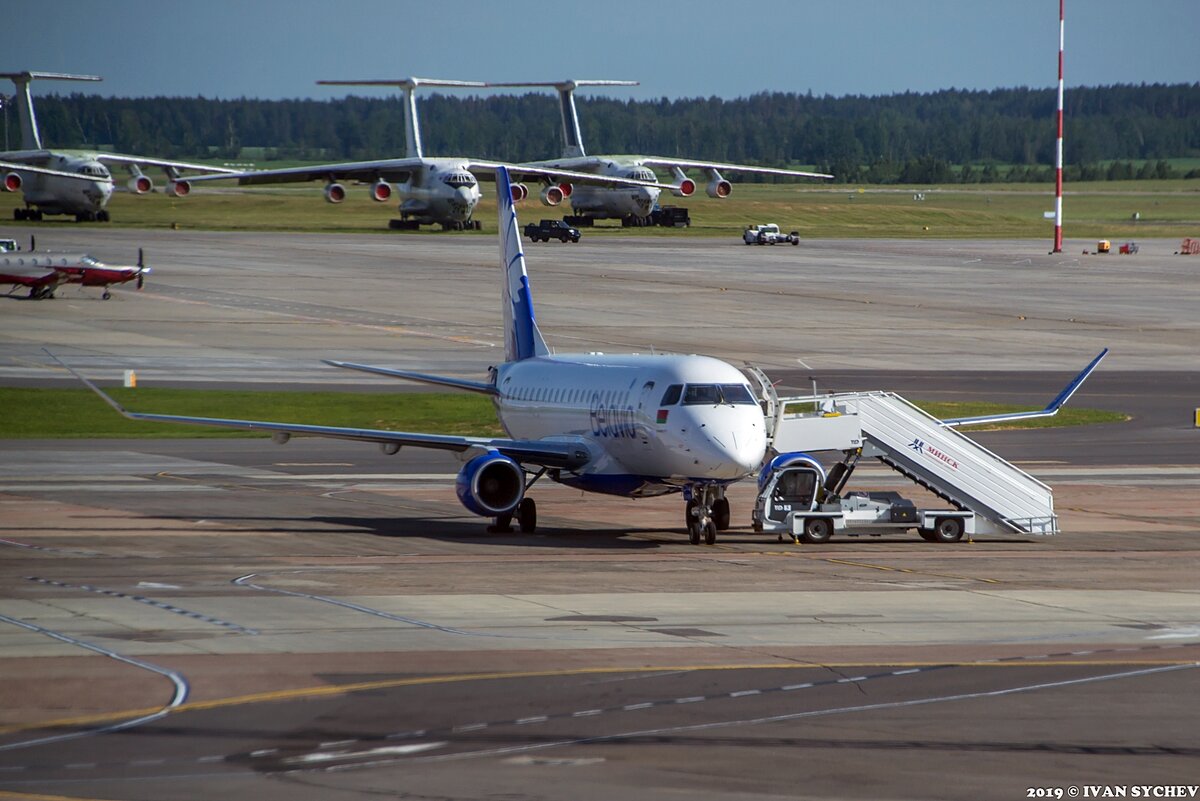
[[180, 78, 669, 230], [0, 71, 236, 222], [1, 247, 149, 299], [485, 79, 833, 224]]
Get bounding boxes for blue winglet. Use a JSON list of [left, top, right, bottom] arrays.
[[941, 348, 1109, 427]]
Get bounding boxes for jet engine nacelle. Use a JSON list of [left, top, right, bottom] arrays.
[[538, 184, 564, 206], [127, 175, 153, 194], [705, 178, 733, 198], [369, 180, 392, 202], [3, 172, 22, 192], [324, 183, 347, 204], [671, 178, 696, 198], [167, 180, 191, 198], [509, 183, 528, 203], [455, 452, 525, 517]]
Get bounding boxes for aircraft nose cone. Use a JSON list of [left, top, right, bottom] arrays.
[[634, 186, 658, 214], [700, 424, 766, 480], [450, 186, 477, 221]]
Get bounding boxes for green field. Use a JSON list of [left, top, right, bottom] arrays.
[[1, 179, 1196, 239], [1, 388, 1127, 439]]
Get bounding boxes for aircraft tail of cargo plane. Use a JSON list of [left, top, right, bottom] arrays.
[[0, 71, 235, 222]]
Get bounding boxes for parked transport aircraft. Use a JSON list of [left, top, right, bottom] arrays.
[[484, 79, 833, 224], [180, 78, 668, 230], [0, 71, 235, 222]]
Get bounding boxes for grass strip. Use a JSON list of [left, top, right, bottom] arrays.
[[0, 388, 1124, 439]]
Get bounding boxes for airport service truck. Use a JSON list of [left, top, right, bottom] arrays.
[[524, 219, 582, 243], [743, 223, 800, 245], [751, 455, 973, 544]]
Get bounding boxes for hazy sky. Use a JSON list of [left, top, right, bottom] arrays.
[[7, 0, 1197, 101]]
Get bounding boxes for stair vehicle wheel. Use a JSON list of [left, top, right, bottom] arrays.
[[517, 498, 537, 534], [917, 528, 938, 542], [712, 498, 730, 530], [931, 517, 964, 543], [799, 517, 833, 544], [703, 520, 717, 545]]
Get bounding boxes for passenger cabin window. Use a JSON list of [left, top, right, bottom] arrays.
[[659, 384, 683, 406]]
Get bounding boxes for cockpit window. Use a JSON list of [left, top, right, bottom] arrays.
[[682, 384, 758, 406], [628, 169, 656, 183], [659, 384, 683, 406], [720, 384, 757, 405], [442, 172, 476, 188], [76, 165, 110, 178]]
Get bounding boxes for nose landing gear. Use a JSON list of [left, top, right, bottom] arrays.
[[685, 484, 729, 546]]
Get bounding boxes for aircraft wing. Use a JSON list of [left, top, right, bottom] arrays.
[[53, 354, 590, 471], [940, 348, 1109, 427], [637, 156, 832, 180], [93, 154, 240, 175], [0, 158, 115, 184], [182, 158, 425, 186], [324, 360, 498, 395], [468, 161, 670, 189]]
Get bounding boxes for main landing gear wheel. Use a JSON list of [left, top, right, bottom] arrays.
[[517, 498, 537, 534], [688, 521, 701, 545], [703, 520, 717, 546], [102, 289, 112, 300], [799, 517, 833, 544], [712, 498, 730, 531], [489, 511, 514, 533]]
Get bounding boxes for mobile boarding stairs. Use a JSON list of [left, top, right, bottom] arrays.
[[747, 349, 1108, 539]]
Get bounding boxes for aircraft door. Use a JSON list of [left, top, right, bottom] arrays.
[[637, 380, 656, 445]]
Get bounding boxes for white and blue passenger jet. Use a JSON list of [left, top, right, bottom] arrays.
[[63, 166, 769, 544]]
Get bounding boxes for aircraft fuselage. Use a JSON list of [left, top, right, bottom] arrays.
[[531, 157, 660, 219], [3, 151, 113, 215], [495, 353, 767, 496]]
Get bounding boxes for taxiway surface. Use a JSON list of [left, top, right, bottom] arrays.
[[1, 228, 1197, 800]]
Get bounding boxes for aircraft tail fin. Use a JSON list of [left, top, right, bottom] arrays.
[[485, 80, 638, 159], [0, 72, 101, 151], [318, 78, 486, 160], [496, 165, 549, 362]]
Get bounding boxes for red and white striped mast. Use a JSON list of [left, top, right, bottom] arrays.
[[1052, 0, 1065, 253]]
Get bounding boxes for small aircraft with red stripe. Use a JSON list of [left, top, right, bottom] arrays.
[[1, 242, 149, 300]]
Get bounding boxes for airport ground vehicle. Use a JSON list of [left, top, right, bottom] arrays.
[[651, 206, 691, 227], [743, 350, 1108, 544], [753, 455, 974, 543], [743, 223, 799, 245], [524, 219, 581, 242]]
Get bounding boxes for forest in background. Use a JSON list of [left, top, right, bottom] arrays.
[[8, 83, 1198, 184]]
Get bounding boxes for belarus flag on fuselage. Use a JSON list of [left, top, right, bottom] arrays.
[[656, 409, 669, 424]]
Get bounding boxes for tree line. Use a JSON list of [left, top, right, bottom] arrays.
[[9, 83, 1198, 183]]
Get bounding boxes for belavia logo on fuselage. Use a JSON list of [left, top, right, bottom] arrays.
[[907, 437, 960, 470]]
